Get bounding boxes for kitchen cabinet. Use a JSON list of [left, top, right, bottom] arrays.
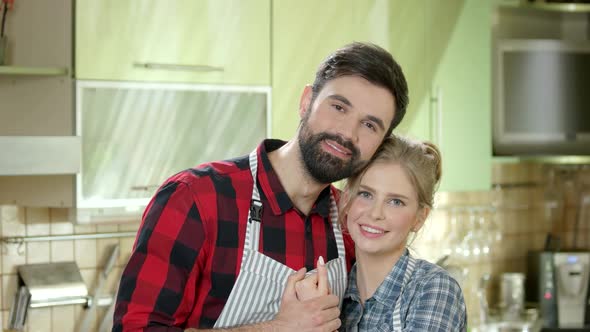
[[394, 0, 492, 192], [73, 81, 270, 223], [0, 0, 77, 206], [76, 0, 270, 85], [272, 0, 392, 138]]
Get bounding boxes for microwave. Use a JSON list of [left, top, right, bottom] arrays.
[[493, 39, 590, 156]]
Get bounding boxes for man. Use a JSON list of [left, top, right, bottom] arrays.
[[113, 42, 408, 332]]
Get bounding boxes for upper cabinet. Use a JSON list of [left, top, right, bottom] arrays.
[[429, 0, 492, 192], [76, 0, 270, 85], [271, 0, 392, 138], [394, 0, 492, 192]]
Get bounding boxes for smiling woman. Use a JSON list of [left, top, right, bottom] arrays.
[[338, 134, 468, 332]]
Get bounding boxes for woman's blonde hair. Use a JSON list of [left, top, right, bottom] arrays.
[[340, 135, 442, 223]]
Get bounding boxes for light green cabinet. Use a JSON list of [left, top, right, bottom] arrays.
[[393, 0, 492, 192], [76, 0, 270, 85], [271, 0, 393, 138], [387, 0, 431, 141], [429, 0, 492, 192], [272, 0, 353, 138]]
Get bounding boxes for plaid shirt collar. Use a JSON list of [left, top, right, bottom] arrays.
[[257, 139, 332, 218], [344, 249, 410, 308]]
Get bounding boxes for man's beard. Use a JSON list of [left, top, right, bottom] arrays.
[[298, 120, 367, 184]]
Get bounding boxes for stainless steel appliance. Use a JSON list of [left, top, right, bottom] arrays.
[[493, 39, 590, 156], [527, 251, 590, 328]]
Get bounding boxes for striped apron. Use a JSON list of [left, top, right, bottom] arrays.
[[213, 149, 348, 328], [391, 255, 417, 331]]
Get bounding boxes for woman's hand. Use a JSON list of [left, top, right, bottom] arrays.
[[295, 256, 330, 301]]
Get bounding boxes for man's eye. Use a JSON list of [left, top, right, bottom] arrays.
[[363, 122, 376, 131], [333, 104, 344, 111]]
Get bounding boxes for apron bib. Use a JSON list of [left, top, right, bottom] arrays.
[[391, 255, 417, 331], [213, 149, 348, 328]]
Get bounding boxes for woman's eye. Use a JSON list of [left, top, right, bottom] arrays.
[[358, 191, 372, 199], [389, 198, 405, 206]]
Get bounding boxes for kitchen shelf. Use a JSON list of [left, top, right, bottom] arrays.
[[0, 65, 69, 76], [0, 136, 80, 175]]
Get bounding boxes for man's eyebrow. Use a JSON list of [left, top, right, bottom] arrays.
[[366, 115, 386, 132], [328, 94, 353, 107], [328, 94, 386, 132]]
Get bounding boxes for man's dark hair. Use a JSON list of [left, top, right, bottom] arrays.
[[311, 42, 409, 137]]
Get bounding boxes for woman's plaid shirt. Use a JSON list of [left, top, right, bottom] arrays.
[[341, 252, 467, 331]]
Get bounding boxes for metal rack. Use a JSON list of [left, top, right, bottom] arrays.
[[0, 231, 136, 255]]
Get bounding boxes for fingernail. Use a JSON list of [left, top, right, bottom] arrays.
[[318, 256, 325, 266]]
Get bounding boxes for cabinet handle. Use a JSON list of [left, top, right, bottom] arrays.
[[130, 185, 160, 191], [133, 62, 224, 72], [430, 86, 443, 149]]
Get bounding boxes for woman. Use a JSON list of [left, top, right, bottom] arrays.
[[295, 135, 467, 331]]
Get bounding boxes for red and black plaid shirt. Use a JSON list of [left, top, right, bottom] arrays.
[[113, 139, 355, 331]]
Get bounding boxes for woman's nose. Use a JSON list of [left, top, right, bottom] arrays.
[[369, 202, 385, 220]]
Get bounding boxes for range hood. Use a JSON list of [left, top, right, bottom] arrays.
[[0, 81, 271, 224]]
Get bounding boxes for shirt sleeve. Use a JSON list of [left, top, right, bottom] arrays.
[[404, 272, 468, 332], [113, 180, 207, 332]]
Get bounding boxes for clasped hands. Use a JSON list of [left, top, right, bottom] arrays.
[[274, 256, 341, 332]]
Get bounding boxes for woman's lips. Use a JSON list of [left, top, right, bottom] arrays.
[[359, 224, 387, 238]]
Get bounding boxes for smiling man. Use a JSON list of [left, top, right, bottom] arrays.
[[113, 42, 409, 332]]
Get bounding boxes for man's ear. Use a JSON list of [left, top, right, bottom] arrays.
[[412, 207, 430, 232], [299, 85, 313, 119]]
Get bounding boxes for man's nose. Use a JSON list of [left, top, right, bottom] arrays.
[[335, 116, 358, 143]]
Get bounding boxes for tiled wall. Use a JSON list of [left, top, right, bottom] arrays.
[[0, 208, 138, 332], [0, 162, 589, 331], [413, 162, 590, 326]]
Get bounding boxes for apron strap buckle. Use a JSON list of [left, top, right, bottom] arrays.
[[249, 200, 263, 223]]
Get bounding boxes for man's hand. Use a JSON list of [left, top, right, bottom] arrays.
[[271, 264, 341, 332]]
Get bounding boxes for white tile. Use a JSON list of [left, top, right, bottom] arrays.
[[105, 266, 123, 295], [26, 242, 50, 264], [49, 208, 71, 223], [97, 239, 120, 269], [50, 219, 74, 236], [2, 310, 7, 331], [26, 307, 51, 332], [96, 224, 118, 233], [75, 239, 97, 269], [74, 224, 97, 234], [50, 240, 74, 263], [0, 205, 23, 224], [119, 237, 135, 266], [2, 274, 18, 311], [25, 220, 50, 237], [80, 269, 98, 291], [52, 305, 75, 331], [118, 223, 140, 232], [25, 207, 50, 224], [2, 244, 26, 274], [1, 208, 26, 238]]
